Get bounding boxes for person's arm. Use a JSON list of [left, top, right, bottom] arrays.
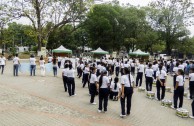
[[175, 81, 179, 90]]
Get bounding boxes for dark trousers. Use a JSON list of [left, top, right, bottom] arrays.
[[67, 77, 75, 96], [63, 76, 68, 91], [97, 69, 100, 77], [121, 68, 124, 76], [146, 77, 153, 91], [0, 65, 4, 74], [174, 86, 184, 108], [116, 67, 120, 76], [99, 88, 109, 111], [120, 87, 133, 115], [90, 84, 97, 103], [192, 100, 194, 116], [53, 66, 57, 76], [173, 75, 177, 89], [83, 73, 89, 88], [189, 81, 194, 99], [136, 72, 143, 87], [13, 64, 19, 76], [78, 69, 82, 78], [30, 65, 36, 76], [156, 79, 165, 100], [58, 61, 61, 68], [153, 71, 157, 80], [131, 67, 135, 75]]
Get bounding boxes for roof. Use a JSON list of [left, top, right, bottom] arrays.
[[91, 47, 109, 54], [52, 45, 72, 54]]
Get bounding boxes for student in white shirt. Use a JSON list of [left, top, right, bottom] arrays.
[[110, 77, 121, 101], [39, 55, 45, 77], [152, 61, 158, 81], [57, 56, 62, 68], [13, 54, 20, 76], [52, 57, 58, 77], [130, 60, 135, 75], [136, 61, 144, 87], [189, 68, 194, 99], [156, 65, 167, 101], [145, 64, 154, 91], [96, 62, 101, 77], [97, 70, 110, 113], [0, 54, 6, 74], [89, 67, 98, 104], [29, 54, 36, 76], [173, 63, 180, 89], [62, 64, 69, 92], [120, 61, 124, 76], [67, 64, 76, 96], [83, 63, 90, 88], [120, 67, 134, 117], [173, 69, 185, 109], [115, 59, 120, 76]]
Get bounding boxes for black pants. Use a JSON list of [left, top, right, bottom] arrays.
[[115, 67, 120, 76], [83, 73, 89, 88], [131, 67, 135, 75], [0, 65, 4, 74], [146, 77, 153, 91], [112, 92, 118, 100], [99, 88, 109, 111], [153, 71, 157, 80], [189, 81, 194, 99], [192, 99, 194, 116], [63, 76, 68, 92], [174, 86, 184, 108], [67, 77, 75, 96], [120, 87, 133, 115], [121, 68, 124, 76], [90, 84, 97, 103], [30, 65, 36, 76], [58, 61, 61, 68], [97, 69, 100, 77], [111, 65, 114, 74], [136, 72, 143, 87], [156, 79, 165, 100]]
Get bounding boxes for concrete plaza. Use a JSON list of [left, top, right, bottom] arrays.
[[0, 61, 193, 126]]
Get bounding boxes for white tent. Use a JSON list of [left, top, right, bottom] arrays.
[[129, 49, 149, 56], [91, 47, 109, 54], [52, 45, 72, 53]]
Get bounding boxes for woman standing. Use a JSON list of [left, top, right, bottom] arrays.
[[13, 54, 20, 76], [172, 69, 185, 109], [115, 59, 120, 76], [97, 70, 110, 113], [62, 64, 69, 92], [0, 54, 6, 75], [189, 68, 194, 100], [145, 64, 154, 91], [52, 57, 58, 77], [156, 65, 167, 101], [89, 67, 98, 104], [29, 54, 36, 76], [39, 55, 45, 77], [130, 60, 135, 76], [83, 63, 90, 88], [120, 68, 134, 117], [67, 64, 76, 96]]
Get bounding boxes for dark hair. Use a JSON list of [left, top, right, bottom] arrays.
[[69, 64, 73, 70], [124, 67, 131, 86], [53, 58, 57, 64], [40, 55, 43, 60], [15, 54, 18, 57], [176, 62, 179, 67], [89, 67, 96, 80], [148, 63, 152, 68], [159, 65, 162, 74], [114, 77, 119, 90], [178, 69, 184, 75], [65, 64, 69, 68], [99, 71, 107, 87]]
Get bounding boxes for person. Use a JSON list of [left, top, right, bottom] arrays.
[[172, 69, 185, 109], [0, 54, 6, 74], [29, 54, 36, 76], [173, 62, 179, 89], [191, 99, 194, 119], [156, 65, 167, 101], [189, 68, 194, 100], [130, 60, 135, 75], [57, 56, 62, 68], [120, 68, 134, 118], [145, 64, 154, 91], [110, 77, 121, 101], [89, 67, 98, 104], [53, 57, 58, 77], [136, 61, 144, 87], [67, 64, 76, 96], [152, 61, 158, 81], [83, 63, 90, 88], [62, 64, 69, 92], [39, 55, 45, 77], [97, 70, 110, 113], [13, 54, 20, 76], [48, 55, 53, 63]]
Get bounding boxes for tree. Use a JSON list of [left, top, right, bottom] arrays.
[[5, 0, 93, 51], [147, 0, 194, 54]]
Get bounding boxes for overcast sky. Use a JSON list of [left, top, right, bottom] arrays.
[[14, 0, 194, 36]]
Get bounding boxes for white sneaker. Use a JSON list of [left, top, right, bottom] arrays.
[[120, 114, 126, 118], [190, 116, 194, 119], [98, 109, 102, 113], [72, 94, 77, 96], [171, 106, 175, 109], [91, 102, 97, 105]]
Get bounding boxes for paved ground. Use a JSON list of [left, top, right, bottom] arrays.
[[0, 61, 194, 126]]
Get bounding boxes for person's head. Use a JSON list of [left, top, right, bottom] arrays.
[[91, 67, 96, 74], [114, 77, 119, 83], [159, 65, 162, 71], [15, 54, 18, 57], [176, 62, 179, 67], [124, 67, 130, 75], [65, 64, 69, 68], [178, 69, 184, 76], [69, 64, 73, 69], [40, 56, 43, 60], [148, 63, 152, 68]]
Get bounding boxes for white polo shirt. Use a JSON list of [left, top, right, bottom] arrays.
[[98, 76, 110, 88], [178, 64, 185, 71], [176, 75, 185, 86], [189, 73, 194, 81], [90, 74, 98, 83], [30, 58, 36, 65], [110, 82, 121, 92], [67, 69, 75, 78], [62, 68, 69, 77], [13, 57, 20, 65], [130, 63, 135, 67], [145, 68, 154, 77], [0, 57, 6, 65], [39, 60, 45, 66], [48, 57, 53, 62], [121, 74, 134, 87], [152, 65, 158, 71], [156, 70, 167, 79], [137, 64, 144, 73], [83, 67, 90, 74]]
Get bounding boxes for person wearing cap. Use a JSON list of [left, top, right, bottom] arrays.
[[97, 70, 110, 113]]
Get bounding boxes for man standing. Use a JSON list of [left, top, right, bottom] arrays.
[[13, 54, 20, 76], [0, 54, 6, 74]]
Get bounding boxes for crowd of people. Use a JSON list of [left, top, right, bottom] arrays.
[[0, 53, 194, 119]]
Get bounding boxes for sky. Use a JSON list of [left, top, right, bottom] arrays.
[[14, 0, 194, 36]]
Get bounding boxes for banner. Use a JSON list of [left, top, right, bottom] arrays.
[[19, 63, 30, 73], [45, 63, 53, 73]]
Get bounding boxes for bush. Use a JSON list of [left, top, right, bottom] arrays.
[[32, 46, 38, 52]]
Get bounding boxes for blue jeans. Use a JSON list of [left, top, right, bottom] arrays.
[[30, 65, 36, 76], [53, 66, 57, 76], [0, 65, 4, 74], [13, 64, 19, 76]]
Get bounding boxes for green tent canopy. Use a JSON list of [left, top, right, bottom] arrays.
[[129, 49, 149, 56], [52, 45, 72, 54], [91, 47, 109, 54]]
